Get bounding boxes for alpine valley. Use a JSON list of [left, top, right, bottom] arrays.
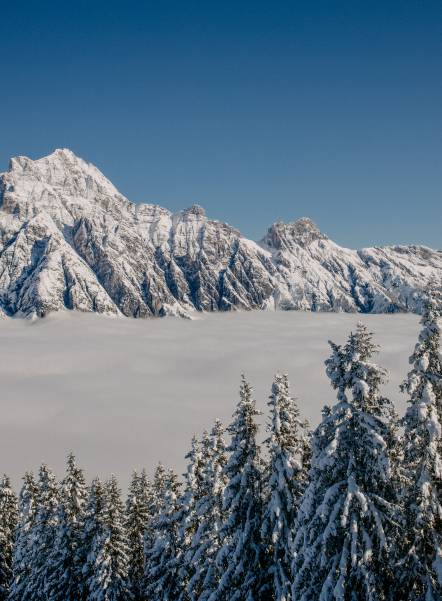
[[0, 148, 440, 319]]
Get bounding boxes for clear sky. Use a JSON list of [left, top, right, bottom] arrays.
[[1, 1, 441, 248]]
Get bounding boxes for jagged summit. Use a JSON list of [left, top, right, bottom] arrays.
[[1, 148, 129, 226], [178, 204, 207, 219], [289, 216, 324, 236], [262, 217, 327, 250], [36, 147, 80, 162], [8, 148, 89, 173], [4, 148, 121, 201], [0, 149, 441, 318]]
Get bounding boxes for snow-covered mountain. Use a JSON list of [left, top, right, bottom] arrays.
[[0, 148, 440, 318]]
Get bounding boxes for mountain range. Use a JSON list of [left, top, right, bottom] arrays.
[[0, 148, 440, 319]]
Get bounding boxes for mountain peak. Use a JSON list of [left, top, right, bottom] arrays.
[[45, 147, 87, 166], [8, 148, 81, 171], [48, 147, 78, 158], [4, 148, 121, 208], [291, 216, 320, 231], [180, 204, 206, 219], [263, 217, 327, 250]]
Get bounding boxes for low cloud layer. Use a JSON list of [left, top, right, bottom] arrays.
[[0, 311, 419, 489]]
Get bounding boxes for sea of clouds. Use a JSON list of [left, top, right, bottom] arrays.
[[0, 311, 419, 489]]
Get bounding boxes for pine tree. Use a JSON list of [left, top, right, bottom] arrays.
[[143, 462, 168, 570], [87, 475, 131, 601], [24, 464, 59, 600], [209, 376, 263, 601], [144, 469, 182, 600], [261, 373, 310, 601], [398, 282, 442, 600], [126, 469, 154, 601], [8, 472, 39, 601], [186, 420, 227, 601], [81, 477, 106, 597], [292, 324, 400, 601], [45, 453, 87, 600], [0, 476, 18, 600], [142, 461, 170, 597], [178, 434, 207, 599], [151, 463, 168, 509]]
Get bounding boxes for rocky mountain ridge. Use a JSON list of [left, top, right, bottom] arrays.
[[0, 148, 440, 318]]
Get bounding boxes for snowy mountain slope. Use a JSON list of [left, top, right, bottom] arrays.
[[0, 148, 440, 318], [259, 219, 431, 313]]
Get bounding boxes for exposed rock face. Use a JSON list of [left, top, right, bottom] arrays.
[[0, 149, 440, 318]]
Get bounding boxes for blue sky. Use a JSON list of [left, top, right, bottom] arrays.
[[1, 1, 441, 248]]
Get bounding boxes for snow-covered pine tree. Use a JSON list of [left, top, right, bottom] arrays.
[[186, 420, 227, 601], [0, 476, 18, 600], [208, 375, 263, 601], [81, 477, 105, 597], [8, 472, 39, 601], [398, 281, 442, 600], [45, 453, 87, 601], [24, 464, 59, 600], [292, 324, 400, 601], [151, 462, 168, 508], [144, 468, 182, 600], [178, 434, 207, 599], [261, 373, 310, 601], [143, 462, 168, 563], [142, 461, 169, 596], [126, 469, 154, 601], [87, 475, 131, 601]]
